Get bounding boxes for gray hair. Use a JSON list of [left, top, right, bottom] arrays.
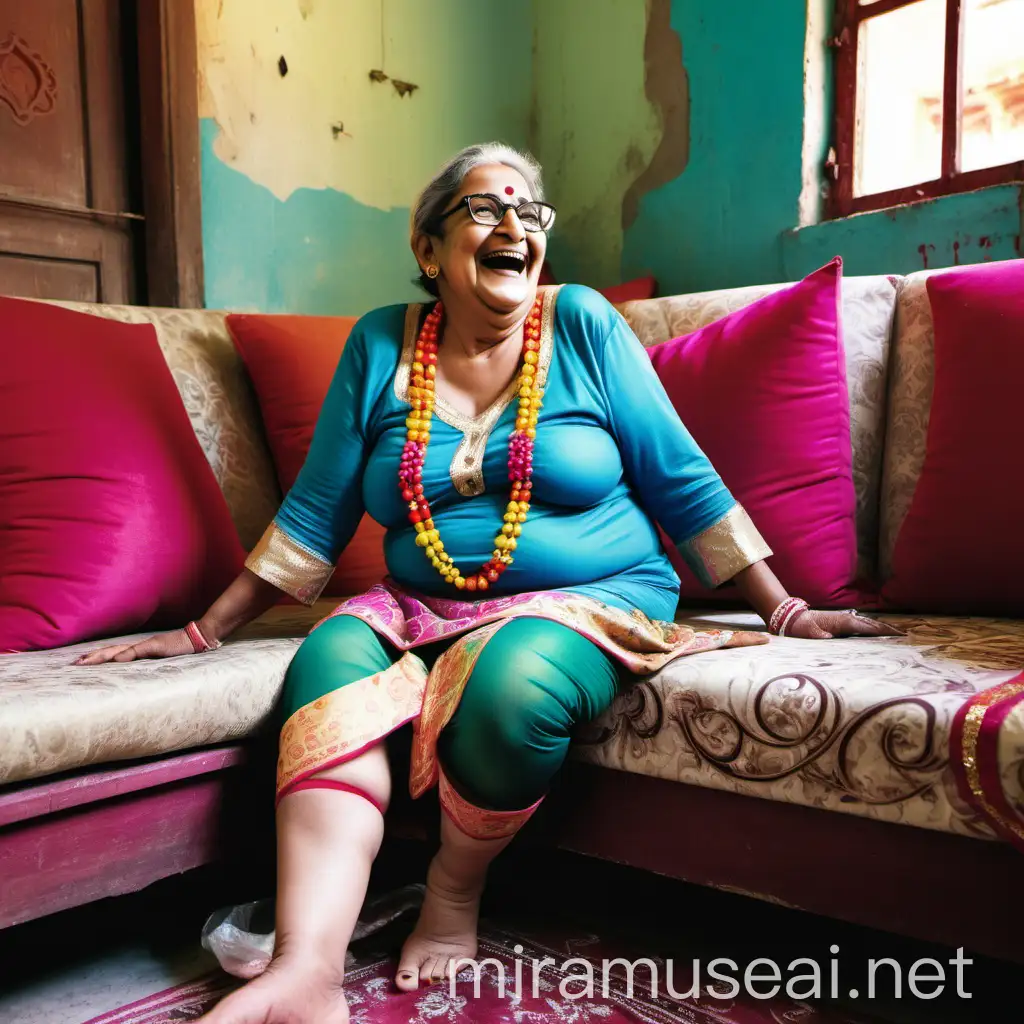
[[410, 142, 545, 296]]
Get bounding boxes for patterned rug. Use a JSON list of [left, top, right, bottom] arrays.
[[81, 922, 876, 1024]]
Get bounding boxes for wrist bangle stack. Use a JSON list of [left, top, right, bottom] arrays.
[[185, 620, 222, 653], [768, 597, 809, 637]]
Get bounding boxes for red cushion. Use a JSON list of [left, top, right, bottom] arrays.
[[646, 258, 864, 608], [226, 314, 388, 597], [884, 259, 1024, 615], [0, 298, 245, 652], [600, 276, 657, 303]]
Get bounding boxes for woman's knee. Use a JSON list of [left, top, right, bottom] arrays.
[[436, 620, 617, 808], [460, 619, 618, 743]]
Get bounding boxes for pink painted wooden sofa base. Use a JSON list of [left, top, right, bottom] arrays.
[[3, 750, 1020, 967], [0, 745, 272, 930]]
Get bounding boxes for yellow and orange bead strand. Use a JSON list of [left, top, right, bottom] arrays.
[[400, 297, 544, 593]]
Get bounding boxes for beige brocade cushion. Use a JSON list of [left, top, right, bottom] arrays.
[[47, 302, 282, 551], [876, 272, 937, 581], [575, 612, 1024, 840], [617, 275, 898, 583]]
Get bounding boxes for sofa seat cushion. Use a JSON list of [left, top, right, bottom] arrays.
[[573, 613, 1024, 841], [0, 600, 332, 787]]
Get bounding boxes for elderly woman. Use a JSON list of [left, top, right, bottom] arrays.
[[80, 142, 896, 1024]]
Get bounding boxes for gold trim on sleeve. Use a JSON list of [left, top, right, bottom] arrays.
[[245, 521, 335, 605], [677, 504, 773, 588]]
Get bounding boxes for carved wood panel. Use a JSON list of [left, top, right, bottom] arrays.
[[0, 0, 135, 303]]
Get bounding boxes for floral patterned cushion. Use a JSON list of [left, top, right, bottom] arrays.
[[877, 271, 935, 581], [617, 275, 898, 584], [574, 612, 1024, 840]]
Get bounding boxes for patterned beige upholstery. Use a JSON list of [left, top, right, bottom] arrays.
[[877, 270, 940, 582], [0, 600, 328, 787], [48, 302, 282, 551], [618, 275, 898, 584], [6, 600, 1022, 844], [575, 612, 1024, 840]]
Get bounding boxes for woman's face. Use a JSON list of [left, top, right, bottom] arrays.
[[419, 164, 548, 320]]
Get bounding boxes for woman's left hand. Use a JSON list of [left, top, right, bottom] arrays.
[[786, 609, 906, 640]]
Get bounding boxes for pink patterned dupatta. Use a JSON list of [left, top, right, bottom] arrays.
[[276, 580, 768, 801]]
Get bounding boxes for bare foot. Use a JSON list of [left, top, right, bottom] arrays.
[[199, 957, 349, 1024], [394, 855, 482, 991]]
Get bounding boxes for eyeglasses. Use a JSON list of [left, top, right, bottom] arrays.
[[432, 193, 556, 234]]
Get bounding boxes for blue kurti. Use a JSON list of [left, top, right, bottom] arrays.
[[249, 285, 769, 623]]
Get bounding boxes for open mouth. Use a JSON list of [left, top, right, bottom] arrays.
[[479, 249, 528, 275]]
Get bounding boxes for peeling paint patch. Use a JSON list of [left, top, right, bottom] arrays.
[[531, 0, 663, 286], [196, 0, 531, 207], [622, 0, 689, 232]]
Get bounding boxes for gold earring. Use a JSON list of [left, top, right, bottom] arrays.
[[425, 265, 439, 279]]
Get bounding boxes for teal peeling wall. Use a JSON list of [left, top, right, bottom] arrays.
[[782, 186, 1023, 279], [622, 0, 1021, 295], [622, 0, 807, 294], [198, 0, 1022, 314]]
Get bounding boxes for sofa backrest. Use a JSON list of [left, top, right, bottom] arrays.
[[46, 301, 281, 552], [617, 275, 900, 585], [41, 271, 932, 591]]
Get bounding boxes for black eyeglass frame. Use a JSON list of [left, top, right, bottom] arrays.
[[430, 193, 556, 234]]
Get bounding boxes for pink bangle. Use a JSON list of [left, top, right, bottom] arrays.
[[769, 598, 809, 636], [185, 620, 221, 653]]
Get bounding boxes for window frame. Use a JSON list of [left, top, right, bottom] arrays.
[[828, 0, 1024, 219]]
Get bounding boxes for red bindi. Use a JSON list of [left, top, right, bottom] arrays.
[[504, 186, 515, 196]]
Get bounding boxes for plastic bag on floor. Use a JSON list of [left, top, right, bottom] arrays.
[[201, 883, 425, 979]]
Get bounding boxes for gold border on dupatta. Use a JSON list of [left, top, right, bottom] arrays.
[[677, 504, 773, 589], [959, 677, 1024, 844], [437, 764, 543, 840], [245, 521, 336, 605], [277, 651, 429, 797], [393, 286, 561, 498]]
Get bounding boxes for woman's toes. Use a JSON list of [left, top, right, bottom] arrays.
[[394, 960, 420, 992]]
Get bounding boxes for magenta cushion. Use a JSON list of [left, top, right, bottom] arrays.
[[647, 258, 864, 608], [0, 298, 245, 652], [884, 259, 1024, 615]]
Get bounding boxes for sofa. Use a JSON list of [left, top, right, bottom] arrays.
[[2, 268, 1022, 964]]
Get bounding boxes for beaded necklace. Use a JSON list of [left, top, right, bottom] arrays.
[[399, 296, 543, 592]]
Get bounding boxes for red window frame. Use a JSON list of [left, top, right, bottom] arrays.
[[828, 0, 1024, 218]]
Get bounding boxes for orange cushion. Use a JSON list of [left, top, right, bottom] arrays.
[[226, 314, 388, 597]]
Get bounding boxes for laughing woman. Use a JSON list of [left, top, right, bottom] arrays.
[[78, 143, 897, 1024]]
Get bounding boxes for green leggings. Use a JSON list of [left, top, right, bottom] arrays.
[[281, 615, 619, 811]]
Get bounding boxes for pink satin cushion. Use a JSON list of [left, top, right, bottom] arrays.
[[647, 258, 863, 608], [884, 259, 1024, 615], [0, 298, 245, 652]]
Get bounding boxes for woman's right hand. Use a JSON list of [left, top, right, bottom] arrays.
[[73, 629, 196, 666]]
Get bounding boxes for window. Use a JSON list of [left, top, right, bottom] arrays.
[[828, 0, 1024, 217]]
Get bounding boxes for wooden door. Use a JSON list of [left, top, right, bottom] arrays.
[[0, 0, 139, 303]]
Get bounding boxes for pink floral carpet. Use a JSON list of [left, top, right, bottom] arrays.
[[82, 921, 876, 1024]]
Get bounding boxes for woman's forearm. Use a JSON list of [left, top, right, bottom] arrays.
[[732, 560, 789, 625], [198, 568, 285, 643]]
